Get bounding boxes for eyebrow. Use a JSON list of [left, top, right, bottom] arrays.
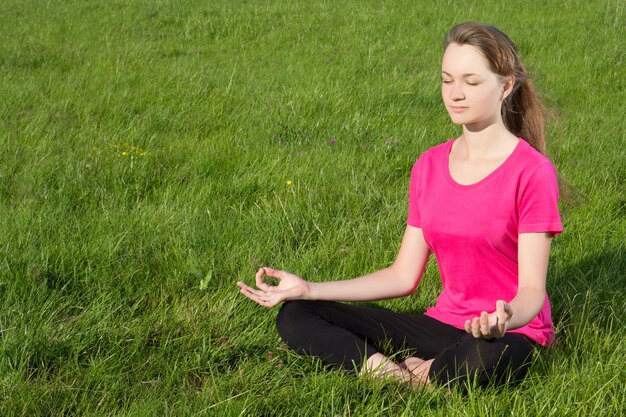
[[441, 71, 481, 77]]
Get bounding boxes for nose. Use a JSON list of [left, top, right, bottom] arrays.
[[449, 82, 465, 101]]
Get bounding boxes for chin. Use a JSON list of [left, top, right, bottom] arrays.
[[447, 113, 472, 125]]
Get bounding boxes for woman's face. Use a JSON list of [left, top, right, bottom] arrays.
[[441, 43, 512, 129]]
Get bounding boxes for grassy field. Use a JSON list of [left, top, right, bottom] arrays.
[[0, 0, 624, 415]]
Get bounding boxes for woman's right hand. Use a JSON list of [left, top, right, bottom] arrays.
[[236, 267, 311, 308]]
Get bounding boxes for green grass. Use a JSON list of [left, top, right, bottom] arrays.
[[0, 0, 624, 415]]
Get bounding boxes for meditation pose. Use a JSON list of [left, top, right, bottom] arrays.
[[237, 22, 563, 389]]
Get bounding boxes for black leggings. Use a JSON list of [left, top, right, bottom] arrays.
[[276, 300, 537, 389]]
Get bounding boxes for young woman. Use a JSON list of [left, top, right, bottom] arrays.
[[237, 22, 563, 390]]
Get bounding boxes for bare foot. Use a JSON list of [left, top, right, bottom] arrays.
[[362, 353, 411, 383], [400, 357, 425, 370], [400, 357, 433, 386]]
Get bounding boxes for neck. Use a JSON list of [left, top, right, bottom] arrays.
[[457, 120, 517, 160]]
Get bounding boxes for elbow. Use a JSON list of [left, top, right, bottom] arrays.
[[535, 290, 546, 314], [531, 293, 546, 318], [392, 269, 421, 297], [517, 285, 546, 317], [403, 280, 420, 296]]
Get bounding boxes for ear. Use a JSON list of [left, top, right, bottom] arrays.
[[501, 76, 515, 101]]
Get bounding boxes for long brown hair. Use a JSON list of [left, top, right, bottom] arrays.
[[444, 22, 582, 204]]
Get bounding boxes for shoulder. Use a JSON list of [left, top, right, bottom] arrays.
[[411, 139, 453, 171], [517, 139, 557, 174], [515, 140, 560, 197], [422, 139, 452, 160]]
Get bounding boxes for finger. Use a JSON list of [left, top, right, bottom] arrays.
[[503, 301, 514, 319], [261, 267, 287, 281], [238, 281, 268, 298], [254, 267, 269, 290], [238, 286, 264, 304], [238, 284, 262, 299], [255, 268, 272, 291], [239, 286, 274, 308], [480, 311, 491, 337], [464, 320, 472, 333], [471, 317, 482, 338], [496, 300, 507, 336], [237, 280, 256, 293]]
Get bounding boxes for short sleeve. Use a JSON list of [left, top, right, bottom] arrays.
[[518, 162, 563, 236], [407, 158, 422, 227]]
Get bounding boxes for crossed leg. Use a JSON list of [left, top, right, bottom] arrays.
[[276, 300, 536, 390]]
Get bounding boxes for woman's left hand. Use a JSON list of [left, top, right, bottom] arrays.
[[464, 300, 513, 339]]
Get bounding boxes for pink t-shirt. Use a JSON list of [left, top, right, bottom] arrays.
[[407, 138, 563, 346]]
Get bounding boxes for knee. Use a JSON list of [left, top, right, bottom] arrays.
[[430, 338, 502, 389], [460, 339, 500, 375], [430, 337, 532, 390], [275, 300, 314, 342]]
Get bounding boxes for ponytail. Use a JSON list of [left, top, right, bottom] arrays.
[[502, 70, 546, 154]]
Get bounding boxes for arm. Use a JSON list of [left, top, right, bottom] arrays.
[[508, 232, 553, 329], [237, 225, 431, 307], [465, 232, 554, 338]]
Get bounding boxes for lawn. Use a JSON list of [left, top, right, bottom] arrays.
[[0, 0, 624, 415]]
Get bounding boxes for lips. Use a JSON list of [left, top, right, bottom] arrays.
[[449, 106, 468, 113]]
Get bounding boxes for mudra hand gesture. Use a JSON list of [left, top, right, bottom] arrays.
[[464, 300, 513, 339], [237, 267, 310, 308]]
